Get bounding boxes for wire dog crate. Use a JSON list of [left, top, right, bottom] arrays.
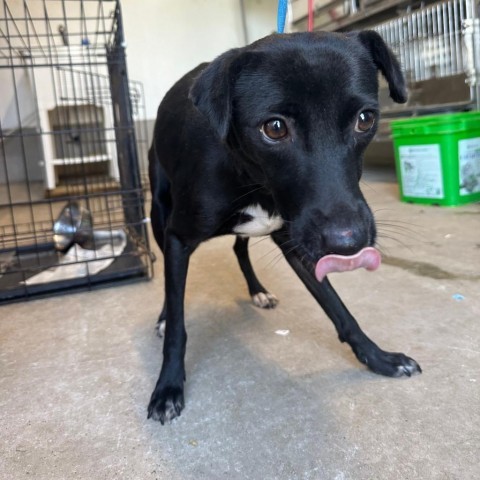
[[373, 0, 480, 114], [0, 0, 153, 303]]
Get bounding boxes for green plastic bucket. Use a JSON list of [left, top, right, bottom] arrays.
[[391, 111, 480, 206]]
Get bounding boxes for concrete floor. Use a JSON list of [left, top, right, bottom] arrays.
[[1, 168, 479, 480]]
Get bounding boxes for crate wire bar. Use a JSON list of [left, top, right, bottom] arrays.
[[0, 0, 152, 303]]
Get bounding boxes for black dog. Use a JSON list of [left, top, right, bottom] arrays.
[[147, 31, 421, 424]]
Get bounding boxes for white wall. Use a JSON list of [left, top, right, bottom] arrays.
[[0, 0, 277, 184], [121, 0, 277, 119], [242, 0, 278, 43]]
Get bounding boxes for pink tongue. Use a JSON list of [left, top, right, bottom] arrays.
[[315, 247, 381, 282]]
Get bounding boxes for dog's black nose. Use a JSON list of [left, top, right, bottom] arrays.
[[322, 227, 365, 256]]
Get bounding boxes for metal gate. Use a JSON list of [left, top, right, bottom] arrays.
[[373, 0, 480, 114]]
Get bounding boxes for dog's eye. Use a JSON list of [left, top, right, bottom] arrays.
[[355, 111, 376, 133], [261, 119, 288, 141]]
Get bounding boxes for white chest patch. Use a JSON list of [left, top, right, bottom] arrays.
[[233, 204, 284, 237]]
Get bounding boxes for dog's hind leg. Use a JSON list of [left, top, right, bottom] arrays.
[[155, 302, 167, 337], [149, 151, 172, 336], [151, 199, 169, 337], [271, 231, 421, 378], [151, 199, 169, 336], [233, 236, 278, 309]]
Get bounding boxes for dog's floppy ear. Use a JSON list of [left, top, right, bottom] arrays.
[[189, 48, 243, 141], [356, 30, 408, 104]]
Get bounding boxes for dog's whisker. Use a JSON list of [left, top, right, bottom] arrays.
[[259, 245, 284, 261], [266, 242, 301, 269], [284, 243, 300, 257], [377, 226, 422, 238], [373, 210, 425, 229], [377, 228, 427, 242], [231, 185, 266, 203], [376, 218, 425, 230], [376, 221, 420, 231], [261, 249, 283, 269], [376, 227, 427, 244], [249, 235, 273, 247], [268, 252, 288, 269], [259, 246, 289, 265], [377, 234, 414, 252], [376, 219, 427, 240], [374, 242, 389, 257], [277, 238, 296, 250], [373, 207, 396, 214], [268, 244, 300, 269], [360, 180, 379, 194], [260, 240, 298, 270], [299, 253, 312, 271]]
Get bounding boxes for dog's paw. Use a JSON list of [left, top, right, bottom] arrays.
[[391, 355, 422, 377], [147, 386, 184, 424], [252, 292, 279, 309], [155, 319, 166, 338], [363, 350, 422, 378]]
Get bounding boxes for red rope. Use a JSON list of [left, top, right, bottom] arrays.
[[308, 0, 314, 31]]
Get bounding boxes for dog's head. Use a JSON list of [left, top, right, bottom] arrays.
[[190, 31, 406, 277]]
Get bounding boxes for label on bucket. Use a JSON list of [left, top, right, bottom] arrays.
[[459, 137, 480, 196], [399, 145, 444, 199]]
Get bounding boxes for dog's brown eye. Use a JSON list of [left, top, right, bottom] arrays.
[[262, 119, 288, 141], [355, 111, 375, 132]]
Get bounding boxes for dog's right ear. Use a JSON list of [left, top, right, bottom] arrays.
[[356, 30, 408, 104], [189, 48, 243, 141]]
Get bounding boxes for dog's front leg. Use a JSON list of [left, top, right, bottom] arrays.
[[148, 231, 192, 424], [271, 231, 421, 378]]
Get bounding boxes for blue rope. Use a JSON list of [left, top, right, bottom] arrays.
[[277, 0, 288, 33]]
